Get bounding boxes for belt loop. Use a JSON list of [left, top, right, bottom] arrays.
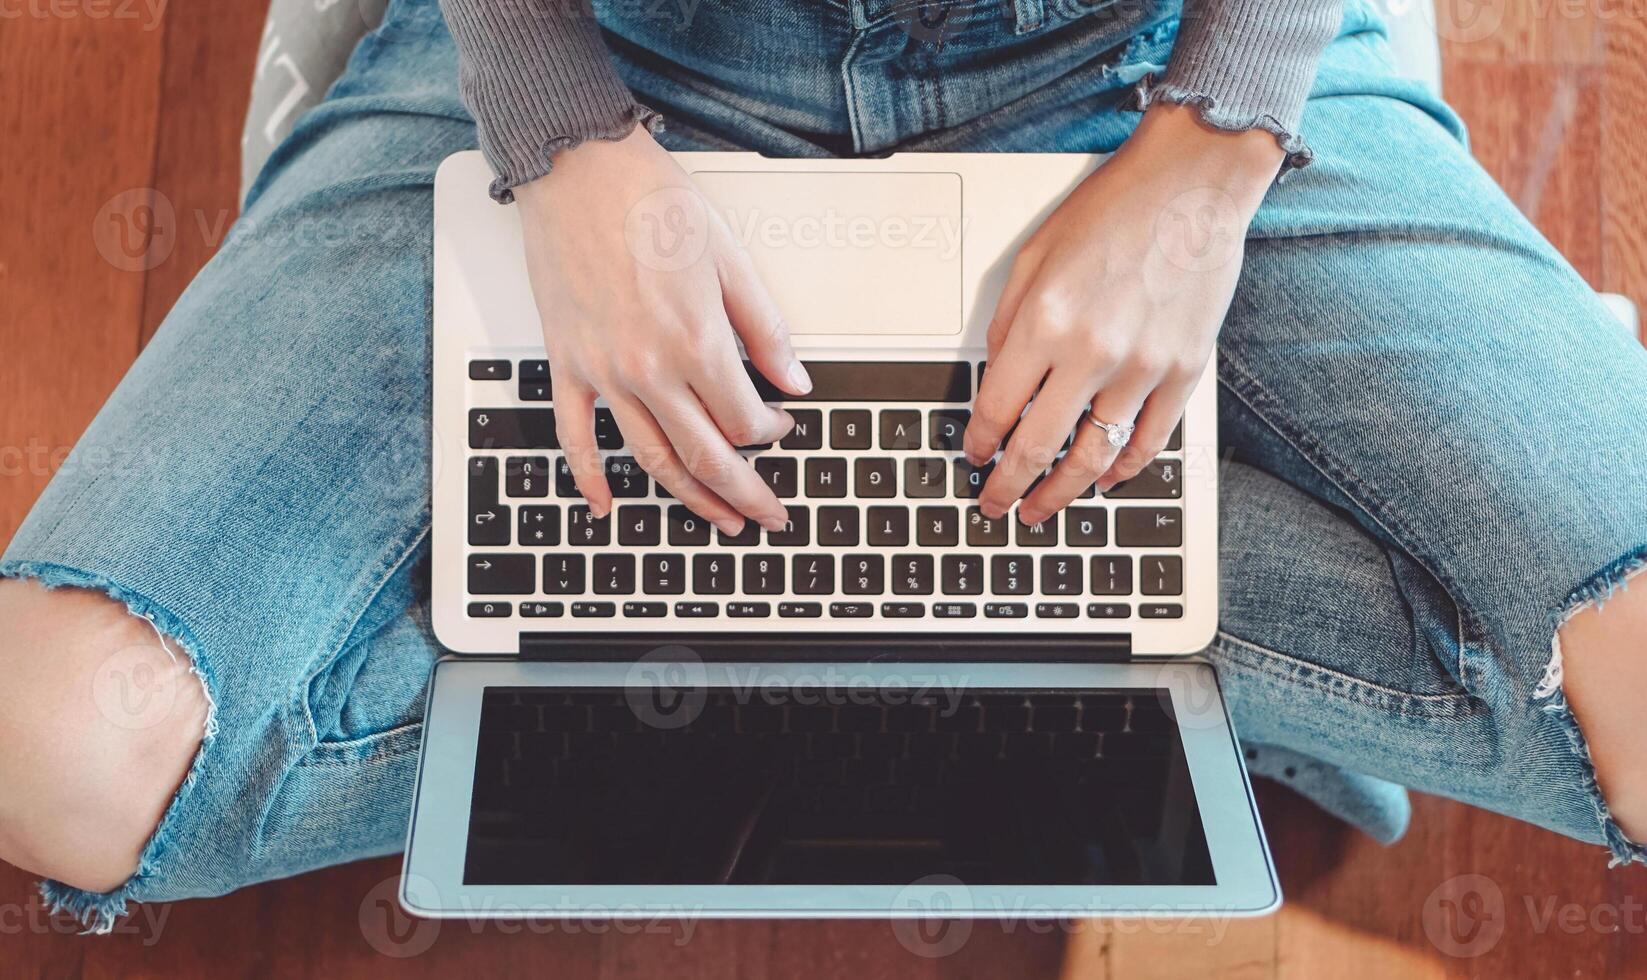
[[1011, 0, 1045, 33]]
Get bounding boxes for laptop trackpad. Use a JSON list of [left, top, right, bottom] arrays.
[[691, 170, 964, 337]]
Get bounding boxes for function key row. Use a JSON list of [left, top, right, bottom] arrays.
[[466, 552, 1183, 598], [467, 598, 1184, 620]]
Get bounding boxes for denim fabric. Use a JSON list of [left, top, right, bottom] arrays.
[[5, 0, 1646, 931]]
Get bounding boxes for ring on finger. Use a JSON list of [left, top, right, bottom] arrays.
[[1084, 409, 1136, 448]]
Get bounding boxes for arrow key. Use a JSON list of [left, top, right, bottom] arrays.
[[468, 554, 534, 595], [469, 502, 510, 547]]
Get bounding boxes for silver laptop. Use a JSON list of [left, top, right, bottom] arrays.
[[402, 150, 1278, 920]]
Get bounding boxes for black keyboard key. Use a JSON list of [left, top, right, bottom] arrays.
[[793, 554, 835, 595], [780, 602, 822, 618], [1036, 602, 1079, 619], [520, 359, 549, 381], [849, 459, 894, 500], [882, 602, 925, 618], [521, 600, 563, 618], [953, 459, 992, 499], [470, 500, 510, 547], [624, 602, 666, 617], [904, 458, 947, 498], [1141, 603, 1184, 618], [1167, 422, 1182, 451], [817, 506, 860, 546], [568, 505, 610, 545], [594, 554, 636, 594], [1090, 556, 1133, 595], [468, 554, 534, 595], [991, 555, 1033, 595], [469, 455, 499, 503], [891, 553, 934, 596], [743, 554, 785, 594], [830, 601, 874, 618], [830, 410, 871, 449], [1116, 507, 1182, 547], [755, 457, 798, 498], [1140, 555, 1183, 596], [618, 504, 660, 546], [543, 555, 585, 594], [1040, 555, 1082, 595], [517, 505, 559, 546], [916, 505, 959, 546], [1066, 507, 1107, 546], [718, 522, 761, 546], [469, 408, 557, 450], [1087, 602, 1130, 619], [843, 554, 885, 595], [966, 508, 1007, 546], [930, 410, 970, 451], [879, 410, 922, 449], [592, 408, 624, 449], [555, 457, 581, 497], [504, 456, 550, 498], [935, 602, 977, 618], [769, 505, 810, 546], [1105, 459, 1182, 499], [572, 601, 615, 617], [667, 505, 712, 545], [867, 506, 909, 546], [1016, 513, 1058, 547], [469, 360, 511, 381], [727, 601, 770, 618], [781, 409, 823, 450], [804, 458, 848, 497], [605, 456, 648, 497], [519, 378, 552, 401], [675, 601, 719, 618], [985, 602, 1028, 619], [693, 555, 735, 594], [468, 600, 511, 618], [744, 360, 969, 402], [642, 553, 686, 594], [941, 555, 984, 595]]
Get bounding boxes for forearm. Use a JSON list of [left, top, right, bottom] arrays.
[[439, 0, 659, 202]]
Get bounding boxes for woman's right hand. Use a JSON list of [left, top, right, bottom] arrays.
[[514, 127, 811, 535]]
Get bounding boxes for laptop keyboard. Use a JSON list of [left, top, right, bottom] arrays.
[[464, 357, 1187, 625]]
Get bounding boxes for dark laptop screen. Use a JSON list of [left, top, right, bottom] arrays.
[[463, 685, 1214, 887]]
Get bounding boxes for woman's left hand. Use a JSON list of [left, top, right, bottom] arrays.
[[963, 103, 1284, 525]]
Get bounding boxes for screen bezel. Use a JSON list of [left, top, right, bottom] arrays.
[[402, 658, 1279, 919]]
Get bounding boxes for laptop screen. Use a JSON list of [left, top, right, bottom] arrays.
[[462, 686, 1214, 887]]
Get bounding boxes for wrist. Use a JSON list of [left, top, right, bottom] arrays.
[[515, 126, 661, 210], [1120, 103, 1283, 217]]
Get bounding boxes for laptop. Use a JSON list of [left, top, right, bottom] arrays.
[[402, 150, 1278, 920]]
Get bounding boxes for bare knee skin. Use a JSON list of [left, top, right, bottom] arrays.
[[1556, 573, 1647, 842], [0, 579, 208, 894]]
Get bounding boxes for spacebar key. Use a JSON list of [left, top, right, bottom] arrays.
[[744, 361, 970, 402]]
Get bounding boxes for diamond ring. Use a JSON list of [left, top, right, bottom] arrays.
[[1085, 411, 1135, 448]]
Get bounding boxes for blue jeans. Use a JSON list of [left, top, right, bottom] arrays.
[[5, 0, 1646, 930]]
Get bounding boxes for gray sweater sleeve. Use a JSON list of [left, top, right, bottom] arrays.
[[1133, 0, 1342, 172], [441, 0, 1342, 201], [439, 0, 661, 202]]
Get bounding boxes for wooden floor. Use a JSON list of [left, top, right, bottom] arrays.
[[3, 3, 1645, 977]]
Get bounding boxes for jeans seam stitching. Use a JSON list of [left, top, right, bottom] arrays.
[[1214, 629, 1480, 719]]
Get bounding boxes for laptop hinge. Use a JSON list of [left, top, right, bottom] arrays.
[[518, 632, 1131, 663]]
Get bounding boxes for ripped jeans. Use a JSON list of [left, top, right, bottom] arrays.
[[4, 0, 1645, 932]]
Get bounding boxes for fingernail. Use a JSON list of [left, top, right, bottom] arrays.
[[591, 503, 610, 519], [761, 515, 789, 532], [981, 503, 1004, 520], [716, 518, 744, 536], [1019, 509, 1043, 525], [787, 361, 813, 394]]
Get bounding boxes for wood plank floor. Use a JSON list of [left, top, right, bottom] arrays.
[[2, 3, 1644, 977]]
